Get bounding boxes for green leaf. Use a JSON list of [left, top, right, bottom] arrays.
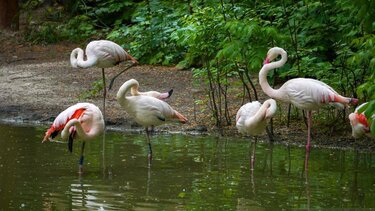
[[363, 101, 375, 120]]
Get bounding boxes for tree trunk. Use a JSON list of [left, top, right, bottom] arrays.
[[0, 0, 19, 30]]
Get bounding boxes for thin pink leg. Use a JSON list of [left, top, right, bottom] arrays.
[[305, 111, 312, 170], [250, 138, 257, 171], [306, 111, 312, 152]]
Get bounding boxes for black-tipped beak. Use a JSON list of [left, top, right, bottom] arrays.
[[168, 89, 174, 98], [68, 134, 73, 153]]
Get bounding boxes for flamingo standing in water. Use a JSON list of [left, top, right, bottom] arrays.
[[259, 47, 358, 169], [349, 102, 374, 138], [70, 40, 138, 120], [42, 103, 105, 173], [236, 99, 277, 170], [116, 79, 188, 164]]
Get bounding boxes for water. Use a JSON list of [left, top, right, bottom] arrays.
[[0, 124, 375, 210]]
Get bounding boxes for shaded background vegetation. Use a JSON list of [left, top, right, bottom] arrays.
[[18, 0, 375, 130]]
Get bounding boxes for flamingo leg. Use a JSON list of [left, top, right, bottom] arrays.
[[305, 111, 312, 170], [79, 141, 86, 174], [102, 68, 107, 124], [250, 137, 257, 171], [145, 127, 153, 166], [108, 63, 136, 90], [306, 111, 312, 151]]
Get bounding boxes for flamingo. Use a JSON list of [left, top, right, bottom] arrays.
[[236, 99, 277, 170], [259, 47, 358, 168], [116, 79, 188, 164], [349, 102, 374, 138], [42, 103, 105, 173], [70, 40, 138, 120]]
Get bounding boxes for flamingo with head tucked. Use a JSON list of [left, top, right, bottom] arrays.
[[116, 79, 187, 165], [236, 99, 277, 170], [70, 40, 138, 120], [349, 102, 374, 138], [42, 103, 105, 173], [259, 47, 358, 169]]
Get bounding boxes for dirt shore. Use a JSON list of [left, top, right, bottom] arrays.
[[0, 30, 373, 151]]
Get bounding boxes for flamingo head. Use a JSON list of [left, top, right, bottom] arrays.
[[70, 48, 82, 68], [264, 47, 286, 64]]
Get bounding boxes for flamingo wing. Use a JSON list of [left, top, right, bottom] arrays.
[[87, 40, 127, 68], [236, 101, 261, 122], [236, 101, 265, 135], [133, 97, 175, 126], [43, 103, 87, 142], [281, 78, 340, 110]]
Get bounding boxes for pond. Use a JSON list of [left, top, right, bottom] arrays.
[[0, 124, 374, 210]]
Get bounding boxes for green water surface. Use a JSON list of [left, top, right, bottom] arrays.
[[0, 124, 374, 210]]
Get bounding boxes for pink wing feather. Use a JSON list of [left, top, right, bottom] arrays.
[[43, 104, 87, 142]]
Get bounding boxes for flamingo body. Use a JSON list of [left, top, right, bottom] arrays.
[[42, 103, 104, 173], [43, 103, 105, 143], [236, 99, 277, 136], [277, 78, 349, 110], [70, 40, 138, 120], [117, 79, 187, 163], [70, 40, 137, 69], [349, 102, 374, 138], [259, 47, 358, 169], [117, 79, 187, 126], [236, 99, 277, 171], [260, 47, 357, 110]]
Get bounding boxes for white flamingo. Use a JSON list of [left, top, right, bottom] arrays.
[[259, 47, 358, 169], [70, 40, 138, 119], [116, 79, 188, 164], [349, 102, 374, 138], [236, 99, 277, 170], [43, 103, 105, 173]]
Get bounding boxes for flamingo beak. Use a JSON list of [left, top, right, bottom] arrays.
[[168, 89, 174, 98], [263, 57, 270, 65], [157, 89, 173, 101], [349, 98, 358, 106]]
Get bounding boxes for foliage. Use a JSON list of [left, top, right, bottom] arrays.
[[78, 79, 104, 100]]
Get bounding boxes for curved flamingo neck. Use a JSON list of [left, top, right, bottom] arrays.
[[264, 99, 277, 119], [246, 101, 270, 126], [259, 49, 288, 100], [117, 79, 139, 107], [130, 82, 141, 96], [61, 119, 102, 141], [70, 48, 97, 68]]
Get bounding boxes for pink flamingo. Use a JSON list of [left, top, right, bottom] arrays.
[[259, 47, 358, 168], [70, 40, 138, 119], [42, 103, 105, 173], [116, 79, 188, 164], [349, 102, 374, 138], [236, 99, 277, 170]]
